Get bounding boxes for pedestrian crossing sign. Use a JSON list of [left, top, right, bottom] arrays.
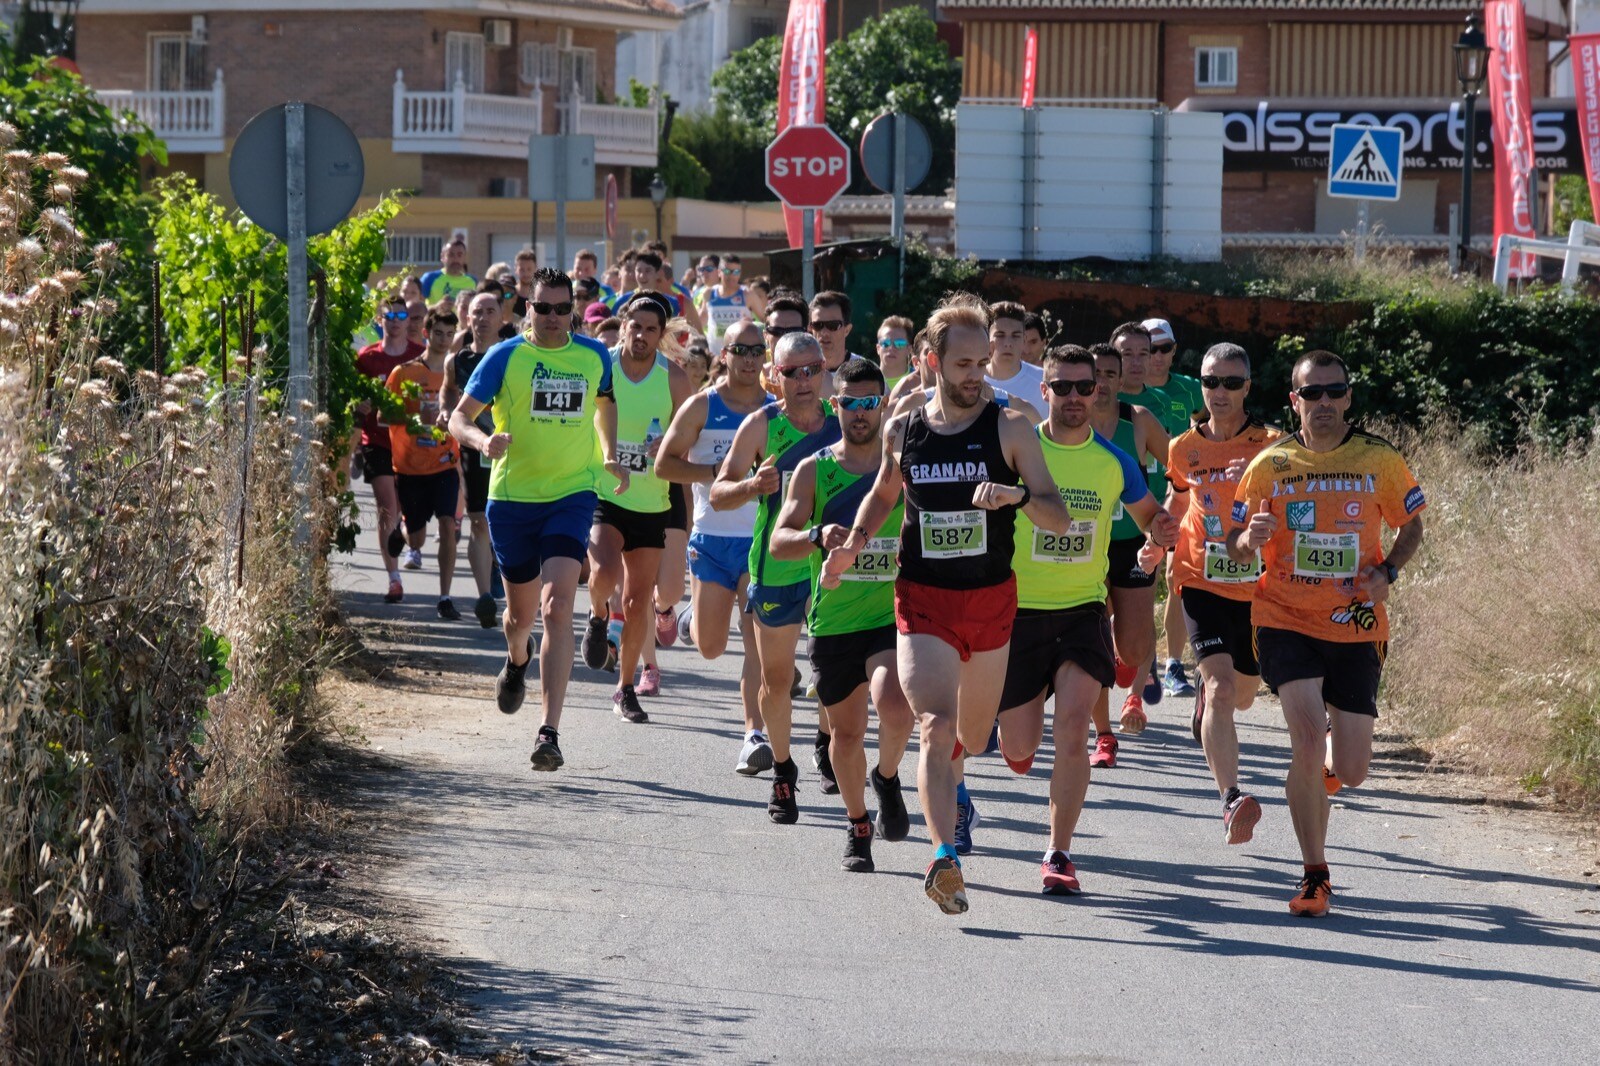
[[1327, 124, 1404, 201]]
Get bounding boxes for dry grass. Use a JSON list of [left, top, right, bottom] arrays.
[[1384, 422, 1600, 807]]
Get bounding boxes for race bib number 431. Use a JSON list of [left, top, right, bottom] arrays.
[[1293, 531, 1358, 579], [531, 377, 586, 418], [920, 509, 986, 558]]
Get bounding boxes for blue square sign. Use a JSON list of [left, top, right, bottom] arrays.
[[1326, 124, 1404, 201]]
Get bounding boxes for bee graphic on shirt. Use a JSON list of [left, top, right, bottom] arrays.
[[1330, 599, 1377, 631]]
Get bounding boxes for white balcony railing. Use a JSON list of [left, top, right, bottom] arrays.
[[393, 70, 659, 168], [97, 69, 225, 153]]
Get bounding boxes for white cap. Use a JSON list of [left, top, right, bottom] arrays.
[[1141, 317, 1175, 346]]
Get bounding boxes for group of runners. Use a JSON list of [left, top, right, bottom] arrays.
[[362, 256, 1427, 921]]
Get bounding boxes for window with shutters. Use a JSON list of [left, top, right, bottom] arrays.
[[1194, 47, 1238, 89], [147, 33, 207, 91], [445, 31, 485, 93], [559, 46, 597, 102]]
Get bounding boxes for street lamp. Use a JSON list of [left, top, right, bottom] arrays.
[[648, 174, 667, 242], [1454, 13, 1491, 270]]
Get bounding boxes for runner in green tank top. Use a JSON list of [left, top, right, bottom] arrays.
[[996, 345, 1177, 896], [580, 294, 692, 725], [772, 359, 914, 870]]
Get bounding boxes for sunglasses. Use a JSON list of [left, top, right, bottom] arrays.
[[1045, 379, 1097, 397], [723, 266, 741, 275], [774, 362, 824, 380], [811, 319, 846, 333], [383, 311, 409, 321], [837, 394, 883, 411], [1150, 343, 1175, 354], [1201, 375, 1249, 391], [1294, 384, 1351, 402], [531, 301, 575, 316], [724, 343, 765, 359], [698, 265, 717, 273], [765, 325, 801, 338], [877, 338, 909, 349]]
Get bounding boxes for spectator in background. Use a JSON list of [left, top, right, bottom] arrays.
[[401, 274, 425, 306], [875, 315, 915, 386], [693, 254, 721, 299], [512, 248, 537, 318], [420, 238, 478, 303], [583, 300, 613, 338], [746, 276, 771, 323], [1022, 312, 1050, 367], [596, 316, 622, 349], [574, 276, 602, 330], [405, 298, 428, 346]]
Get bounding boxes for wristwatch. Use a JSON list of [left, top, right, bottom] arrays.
[[809, 524, 826, 552], [1379, 560, 1399, 584]]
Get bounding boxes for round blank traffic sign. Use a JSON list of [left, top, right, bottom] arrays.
[[859, 112, 932, 195], [229, 103, 364, 240]]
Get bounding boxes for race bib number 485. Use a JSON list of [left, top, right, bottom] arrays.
[[531, 377, 586, 418], [920, 509, 986, 558]]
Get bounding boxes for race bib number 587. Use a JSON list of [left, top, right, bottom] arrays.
[[920, 509, 986, 558]]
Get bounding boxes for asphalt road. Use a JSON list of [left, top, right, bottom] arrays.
[[333, 499, 1600, 1064]]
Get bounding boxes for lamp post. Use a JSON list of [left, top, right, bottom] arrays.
[[648, 174, 667, 242], [1454, 13, 1491, 271]]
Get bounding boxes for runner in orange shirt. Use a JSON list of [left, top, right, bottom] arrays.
[[1226, 350, 1426, 917], [1163, 343, 1279, 845]]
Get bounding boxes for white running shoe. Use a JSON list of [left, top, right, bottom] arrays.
[[677, 602, 695, 647], [403, 547, 423, 570], [736, 732, 774, 776]]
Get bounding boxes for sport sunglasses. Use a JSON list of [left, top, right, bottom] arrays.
[[382, 310, 409, 321], [531, 301, 575, 316], [773, 363, 824, 380], [877, 337, 910, 349], [837, 395, 883, 411], [1045, 379, 1097, 397], [1201, 375, 1249, 391], [1293, 384, 1351, 402], [724, 343, 766, 359]]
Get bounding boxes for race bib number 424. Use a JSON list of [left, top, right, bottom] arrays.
[[920, 509, 986, 558], [843, 537, 899, 582], [531, 377, 586, 418]]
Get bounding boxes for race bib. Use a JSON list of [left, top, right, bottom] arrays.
[[1204, 540, 1261, 584], [616, 439, 650, 473], [531, 377, 586, 418], [1293, 531, 1359, 579], [843, 536, 898, 582], [1032, 520, 1095, 564], [919, 509, 986, 558]]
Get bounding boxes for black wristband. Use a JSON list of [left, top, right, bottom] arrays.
[[1014, 485, 1031, 509]]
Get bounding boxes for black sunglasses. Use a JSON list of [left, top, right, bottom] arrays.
[[1150, 343, 1175, 354], [765, 325, 802, 338], [724, 342, 765, 359], [811, 319, 846, 333], [774, 363, 824, 380], [1045, 379, 1097, 397], [1201, 375, 1249, 391], [532, 301, 575, 316], [1294, 384, 1350, 402]]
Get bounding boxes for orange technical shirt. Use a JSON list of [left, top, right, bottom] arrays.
[[1167, 419, 1279, 602], [385, 360, 460, 477], [1232, 428, 1425, 643]]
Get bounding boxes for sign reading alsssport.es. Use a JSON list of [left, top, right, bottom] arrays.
[[1176, 97, 1583, 173]]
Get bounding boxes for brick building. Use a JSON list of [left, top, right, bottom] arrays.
[[938, 0, 1575, 248], [73, 0, 679, 272]]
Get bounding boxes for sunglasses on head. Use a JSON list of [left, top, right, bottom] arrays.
[[383, 310, 409, 321], [877, 337, 909, 349], [774, 362, 824, 380], [1045, 379, 1097, 397], [837, 394, 883, 411], [1294, 383, 1350, 402], [1201, 374, 1249, 391], [724, 342, 765, 359], [811, 319, 846, 333], [531, 301, 575, 316]]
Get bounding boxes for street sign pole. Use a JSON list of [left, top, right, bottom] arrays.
[[554, 135, 568, 272], [1021, 105, 1038, 260], [1355, 198, 1369, 262], [284, 103, 311, 551], [893, 112, 907, 293], [802, 208, 815, 303]]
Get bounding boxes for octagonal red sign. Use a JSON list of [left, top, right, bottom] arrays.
[[765, 125, 852, 210]]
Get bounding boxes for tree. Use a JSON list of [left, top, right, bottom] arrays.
[[709, 9, 961, 196]]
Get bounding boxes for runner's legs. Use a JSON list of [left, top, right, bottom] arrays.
[[898, 633, 965, 850], [537, 556, 583, 730], [868, 650, 914, 779], [753, 620, 802, 763], [372, 473, 400, 572], [1047, 664, 1103, 852], [616, 545, 664, 688]]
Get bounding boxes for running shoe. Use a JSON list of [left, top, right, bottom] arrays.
[[529, 727, 563, 772], [1142, 662, 1163, 705], [655, 605, 678, 648], [636, 664, 661, 697], [1118, 692, 1148, 735], [1289, 872, 1333, 917], [791, 668, 805, 699], [954, 792, 979, 855], [1324, 766, 1343, 796], [983, 720, 1000, 755], [924, 857, 968, 915], [767, 762, 799, 824], [1089, 733, 1118, 769], [1163, 660, 1197, 698], [496, 636, 534, 715], [1223, 792, 1261, 845], [1114, 656, 1137, 690], [871, 768, 910, 842], [403, 547, 424, 571], [1040, 851, 1081, 895], [736, 732, 774, 776], [613, 685, 649, 724], [473, 592, 498, 628], [813, 742, 839, 795], [605, 616, 623, 673], [580, 613, 609, 670], [1191, 683, 1206, 746], [383, 578, 404, 604], [437, 597, 462, 621], [842, 819, 875, 873], [385, 525, 406, 560], [677, 604, 695, 647]]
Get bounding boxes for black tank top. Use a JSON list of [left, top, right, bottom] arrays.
[[897, 401, 1019, 590]]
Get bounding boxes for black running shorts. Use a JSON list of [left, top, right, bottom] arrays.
[[999, 603, 1117, 711], [1254, 626, 1386, 718], [1180, 586, 1259, 677], [808, 625, 897, 707], [593, 499, 670, 552], [1107, 535, 1158, 590]]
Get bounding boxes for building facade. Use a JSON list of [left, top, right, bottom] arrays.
[[73, 0, 679, 273], [939, 0, 1574, 247]]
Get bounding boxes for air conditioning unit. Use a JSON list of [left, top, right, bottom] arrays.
[[483, 19, 512, 48], [555, 27, 574, 51], [190, 15, 207, 42], [488, 178, 523, 199]]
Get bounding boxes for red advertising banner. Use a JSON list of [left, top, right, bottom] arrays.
[[777, 0, 828, 247], [1486, 1, 1538, 276], [1573, 33, 1600, 225], [1021, 26, 1039, 108]]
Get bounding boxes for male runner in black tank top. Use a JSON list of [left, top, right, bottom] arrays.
[[826, 294, 1071, 916]]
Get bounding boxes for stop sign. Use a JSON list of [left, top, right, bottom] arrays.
[[766, 125, 852, 210]]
